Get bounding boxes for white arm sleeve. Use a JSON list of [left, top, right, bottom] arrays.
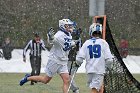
[[103, 40, 114, 69], [76, 41, 86, 66], [47, 34, 54, 45]]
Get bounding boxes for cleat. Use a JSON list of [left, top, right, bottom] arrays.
[[30, 81, 34, 85], [73, 88, 79, 93], [19, 74, 30, 86]]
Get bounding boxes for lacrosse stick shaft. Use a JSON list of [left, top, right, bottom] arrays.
[[67, 67, 78, 93], [69, 61, 74, 75]]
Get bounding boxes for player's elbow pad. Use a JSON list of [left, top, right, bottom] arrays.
[[76, 57, 84, 66]]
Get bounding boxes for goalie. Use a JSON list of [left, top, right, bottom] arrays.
[[75, 23, 113, 93]]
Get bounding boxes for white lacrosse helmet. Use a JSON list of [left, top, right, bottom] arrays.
[[59, 19, 74, 31], [89, 23, 102, 37]]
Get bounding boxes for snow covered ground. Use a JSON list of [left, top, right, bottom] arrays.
[[0, 49, 140, 74]]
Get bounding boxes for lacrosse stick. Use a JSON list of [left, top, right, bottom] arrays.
[[69, 61, 74, 75], [67, 67, 78, 93]]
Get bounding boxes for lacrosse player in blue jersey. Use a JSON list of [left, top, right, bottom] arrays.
[[75, 23, 113, 93], [19, 19, 76, 93]]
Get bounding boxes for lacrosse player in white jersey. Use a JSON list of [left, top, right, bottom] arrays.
[[19, 19, 76, 93], [75, 23, 113, 93]]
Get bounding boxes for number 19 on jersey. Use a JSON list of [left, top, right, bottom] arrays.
[[87, 44, 101, 58]]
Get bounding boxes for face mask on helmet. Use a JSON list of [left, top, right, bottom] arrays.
[[89, 23, 102, 37], [59, 19, 74, 32]]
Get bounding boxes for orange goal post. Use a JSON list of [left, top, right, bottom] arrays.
[[93, 15, 106, 40]]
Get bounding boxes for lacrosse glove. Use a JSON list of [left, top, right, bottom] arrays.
[[73, 61, 81, 68], [47, 27, 55, 40]]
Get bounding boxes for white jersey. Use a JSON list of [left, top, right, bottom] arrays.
[[49, 30, 74, 65], [76, 37, 113, 74]]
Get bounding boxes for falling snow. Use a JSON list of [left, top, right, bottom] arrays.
[[0, 0, 139, 54]]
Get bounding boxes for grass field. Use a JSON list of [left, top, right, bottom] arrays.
[[0, 73, 139, 93], [0, 73, 89, 93]]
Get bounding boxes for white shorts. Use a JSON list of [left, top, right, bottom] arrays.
[[87, 73, 104, 91], [45, 59, 68, 77]]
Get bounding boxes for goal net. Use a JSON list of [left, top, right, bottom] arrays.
[[104, 20, 140, 93]]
